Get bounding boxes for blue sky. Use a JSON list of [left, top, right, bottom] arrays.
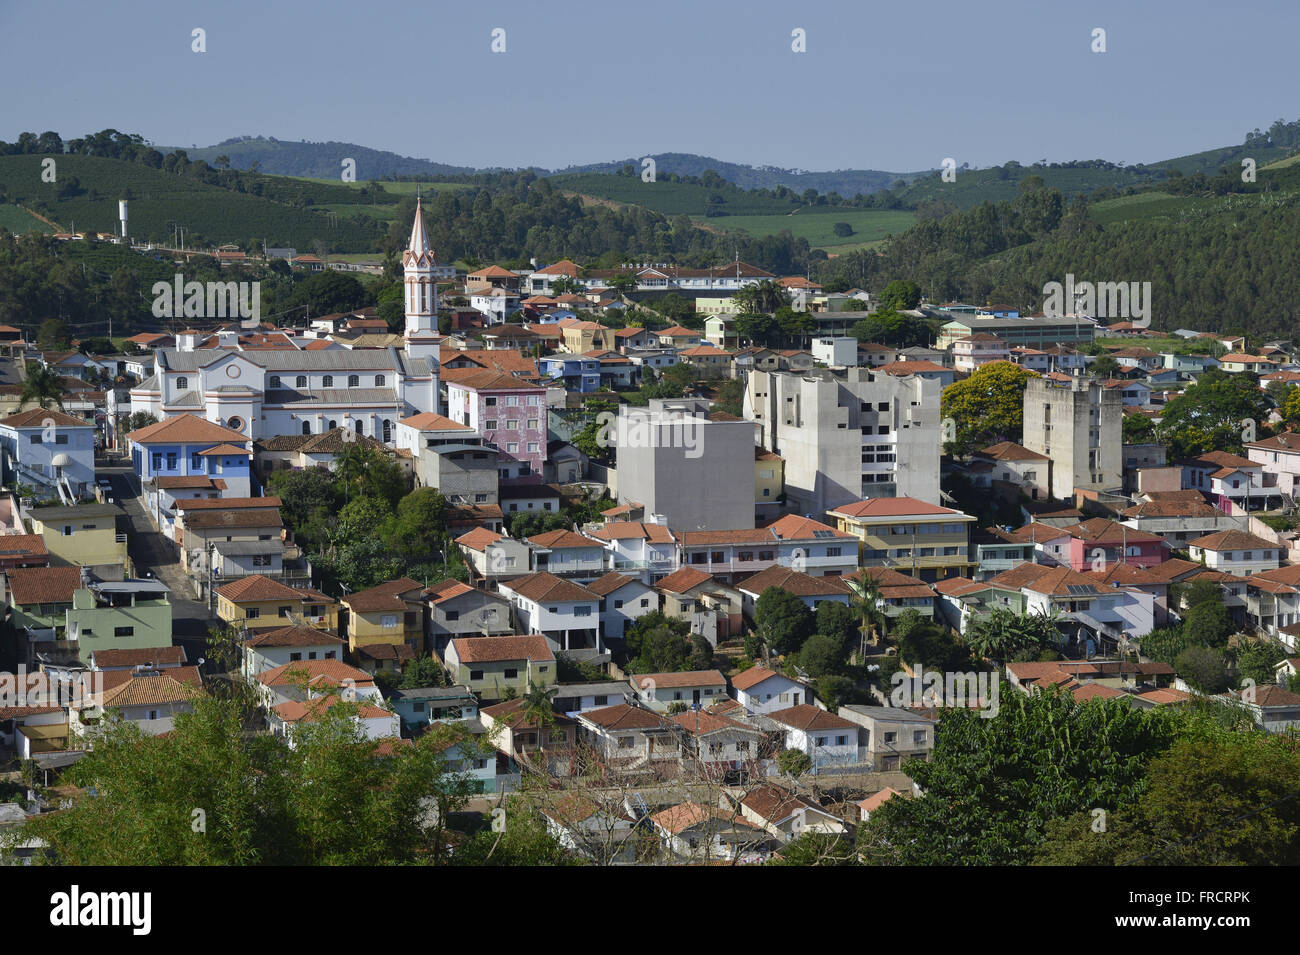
[[3, 0, 1298, 172]]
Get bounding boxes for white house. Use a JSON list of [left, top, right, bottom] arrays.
[[584, 521, 679, 582], [767, 704, 859, 770], [496, 572, 605, 655], [1188, 530, 1283, 576], [269, 694, 399, 747], [527, 529, 608, 580], [735, 784, 845, 843], [0, 409, 96, 501], [254, 658, 381, 708], [630, 670, 728, 712], [240, 623, 345, 681], [729, 666, 816, 715], [586, 572, 658, 640]]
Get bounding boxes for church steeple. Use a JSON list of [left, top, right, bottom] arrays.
[[402, 197, 439, 358]]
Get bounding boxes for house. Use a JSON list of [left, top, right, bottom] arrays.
[[837, 705, 937, 771], [340, 577, 425, 657], [479, 697, 577, 777], [874, 360, 956, 388], [255, 657, 381, 708], [827, 497, 978, 582], [24, 503, 128, 578], [950, 334, 1010, 372], [1057, 518, 1170, 571], [2, 565, 84, 663], [496, 573, 605, 656], [730, 666, 816, 715], [174, 499, 284, 575], [1245, 431, 1300, 499], [424, 579, 513, 651], [0, 534, 48, 571], [240, 623, 345, 681], [269, 694, 399, 746], [552, 681, 635, 714], [735, 784, 845, 843], [858, 787, 907, 822], [670, 708, 768, 774], [393, 412, 498, 506], [497, 482, 563, 518], [987, 563, 1152, 651], [527, 529, 607, 580], [576, 703, 680, 769], [970, 527, 1036, 579], [442, 370, 547, 485], [1232, 684, 1300, 734], [766, 704, 859, 770], [0, 409, 96, 501], [736, 566, 852, 616], [586, 572, 658, 641], [675, 515, 858, 584], [583, 520, 678, 583], [1187, 530, 1282, 576], [648, 802, 770, 862], [630, 670, 728, 712], [74, 665, 204, 738], [1181, 450, 1278, 512], [443, 634, 556, 701], [454, 527, 531, 583], [970, 441, 1050, 500], [538, 793, 639, 864], [214, 575, 338, 631], [63, 577, 173, 667], [389, 685, 477, 736], [1120, 498, 1236, 548], [654, 567, 743, 644], [128, 414, 253, 506]]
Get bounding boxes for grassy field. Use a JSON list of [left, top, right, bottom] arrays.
[[550, 172, 796, 217], [0, 203, 55, 234], [285, 176, 470, 195], [693, 208, 916, 249]]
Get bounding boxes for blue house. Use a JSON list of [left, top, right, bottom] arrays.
[[127, 413, 253, 532], [538, 355, 601, 393], [0, 409, 97, 501]]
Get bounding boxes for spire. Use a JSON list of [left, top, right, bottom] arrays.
[[408, 196, 430, 255]]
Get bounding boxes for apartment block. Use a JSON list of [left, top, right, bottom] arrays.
[[1021, 376, 1122, 501], [744, 367, 940, 516]]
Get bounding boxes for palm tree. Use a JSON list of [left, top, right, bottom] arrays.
[[520, 681, 558, 728], [734, 279, 791, 316], [20, 361, 64, 411], [846, 573, 888, 657]]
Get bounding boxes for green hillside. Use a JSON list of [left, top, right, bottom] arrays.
[[550, 172, 798, 217], [693, 208, 916, 250], [0, 155, 391, 250], [0, 203, 54, 234], [178, 136, 477, 179]]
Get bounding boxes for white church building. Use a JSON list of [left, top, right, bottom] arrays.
[[129, 201, 444, 443]]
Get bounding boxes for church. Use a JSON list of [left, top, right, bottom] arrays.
[[128, 200, 443, 443]]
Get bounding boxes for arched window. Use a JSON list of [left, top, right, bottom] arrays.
[[322, 375, 333, 388], [176, 376, 188, 390], [348, 375, 359, 388], [354, 419, 365, 436], [302, 420, 312, 435], [375, 375, 386, 387], [268, 375, 281, 389], [328, 420, 337, 430], [227, 416, 244, 432], [296, 376, 307, 388], [382, 419, 392, 443]]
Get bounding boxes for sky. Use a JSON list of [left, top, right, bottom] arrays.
[[3, 0, 1299, 173]]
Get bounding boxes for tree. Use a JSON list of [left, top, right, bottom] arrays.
[[940, 362, 1040, 457], [845, 575, 887, 649], [1122, 413, 1155, 445], [857, 689, 1181, 865], [19, 361, 65, 410], [11, 695, 481, 865], [1236, 640, 1286, 687], [1182, 599, 1232, 647], [832, 222, 854, 238], [849, 308, 928, 348], [799, 633, 847, 679], [401, 655, 448, 689], [520, 681, 559, 728], [777, 748, 812, 778], [966, 607, 1061, 662], [733, 279, 791, 316], [755, 588, 816, 656], [37, 318, 69, 349], [879, 279, 922, 311], [1089, 354, 1120, 378], [335, 443, 406, 508], [1174, 646, 1231, 694], [1156, 369, 1269, 458], [815, 601, 858, 652]]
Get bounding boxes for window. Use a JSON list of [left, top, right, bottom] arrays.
[[355, 420, 364, 436], [504, 668, 518, 679], [295, 375, 307, 388], [381, 614, 398, 628], [269, 375, 283, 388], [469, 669, 484, 681], [166, 452, 177, 470], [375, 375, 385, 387], [485, 396, 497, 407], [526, 418, 538, 430], [113, 626, 134, 637], [278, 606, 292, 617], [827, 546, 842, 557], [506, 420, 519, 430], [485, 419, 498, 431], [575, 606, 592, 617], [836, 735, 847, 746], [245, 608, 260, 619], [640, 598, 650, 607], [913, 730, 927, 745], [527, 442, 539, 453], [446, 610, 460, 621], [594, 695, 608, 706], [252, 555, 272, 567], [884, 731, 897, 744], [323, 375, 333, 388], [289, 652, 302, 662], [62, 525, 73, 536], [815, 736, 827, 746], [348, 375, 359, 388], [302, 420, 312, 435]]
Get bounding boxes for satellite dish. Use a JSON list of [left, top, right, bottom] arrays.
[[197, 657, 206, 666]]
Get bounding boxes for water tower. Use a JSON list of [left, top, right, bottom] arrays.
[[118, 200, 128, 239]]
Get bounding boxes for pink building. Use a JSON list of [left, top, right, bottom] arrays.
[[950, 334, 1010, 372], [1059, 518, 1168, 571], [444, 369, 547, 485]]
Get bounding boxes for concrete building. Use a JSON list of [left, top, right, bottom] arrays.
[[744, 367, 940, 515], [614, 400, 757, 531], [1021, 376, 1122, 501], [395, 412, 499, 506]]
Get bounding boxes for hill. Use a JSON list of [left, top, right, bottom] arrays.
[[176, 136, 479, 180]]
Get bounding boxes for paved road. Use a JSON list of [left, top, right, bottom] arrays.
[[100, 460, 216, 659]]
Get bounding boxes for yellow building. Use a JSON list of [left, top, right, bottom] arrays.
[[27, 503, 130, 576], [215, 574, 338, 631], [340, 577, 425, 655], [556, 318, 615, 354], [827, 496, 978, 583], [444, 634, 556, 701], [755, 448, 784, 507]]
